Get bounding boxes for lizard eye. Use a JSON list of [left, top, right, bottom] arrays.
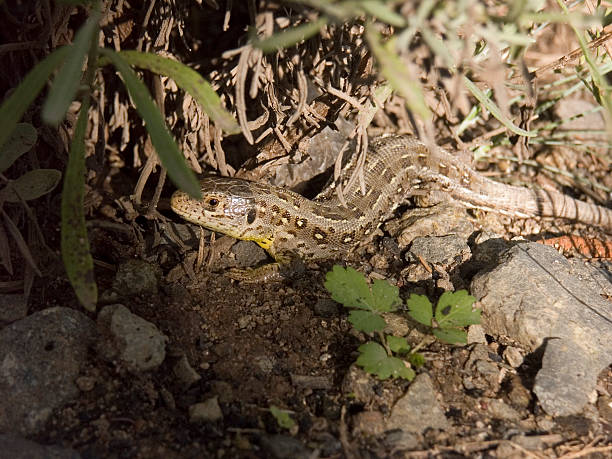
[[207, 198, 219, 208]]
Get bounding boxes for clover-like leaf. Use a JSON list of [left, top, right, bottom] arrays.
[[433, 328, 468, 345], [324, 265, 372, 309], [348, 310, 386, 334], [435, 290, 480, 328], [356, 342, 415, 380], [387, 335, 410, 355], [406, 293, 433, 326], [371, 278, 401, 312]]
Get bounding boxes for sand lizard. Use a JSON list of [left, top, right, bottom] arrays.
[[171, 135, 612, 277]]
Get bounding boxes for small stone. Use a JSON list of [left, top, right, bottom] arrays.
[[96, 304, 168, 373], [408, 234, 471, 266], [387, 373, 449, 433], [482, 398, 521, 421], [352, 411, 385, 436], [75, 376, 96, 392], [112, 259, 160, 296], [597, 396, 612, 424], [467, 324, 487, 344], [173, 355, 201, 389], [237, 315, 252, 329], [230, 240, 268, 268], [253, 354, 275, 374], [384, 430, 419, 451], [503, 346, 524, 368], [536, 416, 556, 432], [341, 365, 377, 405], [507, 375, 531, 409], [259, 434, 312, 459], [189, 397, 223, 423], [210, 380, 234, 404], [383, 313, 411, 337]]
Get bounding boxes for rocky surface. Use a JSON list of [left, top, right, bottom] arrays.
[[471, 241, 612, 416], [0, 307, 95, 435]]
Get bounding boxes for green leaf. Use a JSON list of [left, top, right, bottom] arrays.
[[269, 405, 296, 430], [0, 47, 71, 153], [253, 17, 328, 53], [113, 51, 240, 135], [61, 99, 97, 311], [433, 328, 468, 345], [356, 342, 415, 380], [387, 335, 410, 354], [365, 25, 431, 120], [435, 290, 480, 328], [99, 49, 201, 198], [406, 293, 433, 326], [463, 76, 536, 138], [42, 9, 101, 125], [324, 265, 372, 309], [408, 352, 425, 368], [0, 169, 61, 202], [348, 310, 386, 334], [0, 123, 37, 173], [371, 278, 401, 312]]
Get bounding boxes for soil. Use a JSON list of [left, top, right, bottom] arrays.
[[1, 1, 611, 458]]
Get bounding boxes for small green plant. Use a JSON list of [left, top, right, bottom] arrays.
[[269, 405, 296, 430], [324, 266, 481, 381]]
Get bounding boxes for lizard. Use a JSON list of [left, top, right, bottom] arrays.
[[170, 134, 612, 279]]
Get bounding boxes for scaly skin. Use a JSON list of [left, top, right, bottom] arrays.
[[171, 135, 612, 270]]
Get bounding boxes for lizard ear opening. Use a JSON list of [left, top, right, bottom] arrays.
[[246, 208, 256, 224]]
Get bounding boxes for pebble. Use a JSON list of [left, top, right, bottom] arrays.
[[96, 304, 168, 373]]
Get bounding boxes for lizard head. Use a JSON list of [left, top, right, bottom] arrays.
[[170, 177, 274, 248]]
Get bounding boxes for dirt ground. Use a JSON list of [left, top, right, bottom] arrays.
[[1, 1, 611, 458]]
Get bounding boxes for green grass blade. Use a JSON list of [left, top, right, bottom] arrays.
[[463, 75, 536, 137], [112, 51, 240, 135], [42, 9, 101, 125], [361, 1, 406, 27], [0, 46, 71, 152], [365, 24, 431, 120], [253, 16, 328, 53], [61, 98, 97, 311], [100, 49, 201, 198]]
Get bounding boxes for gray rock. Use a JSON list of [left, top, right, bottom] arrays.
[[384, 430, 420, 451], [230, 240, 268, 268], [408, 234, 471, 266], [503, 346, 524, 368], [0, 294, 27, 325], [259, 434, 312, 459], [173, 355, 202, 389], [189, 397, 223, 423], [471, 242, 612, 416], [0, 307, 95, 435], [387, 373, 449, 433], [112, 259, 160, 296], [483, 398, 521, 421], [385, 203, 475, 248], [467, 324, 487, 344], [96, 304, 167, 373], [0, 434, 80, 459], [352, 411, 385, 436]]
